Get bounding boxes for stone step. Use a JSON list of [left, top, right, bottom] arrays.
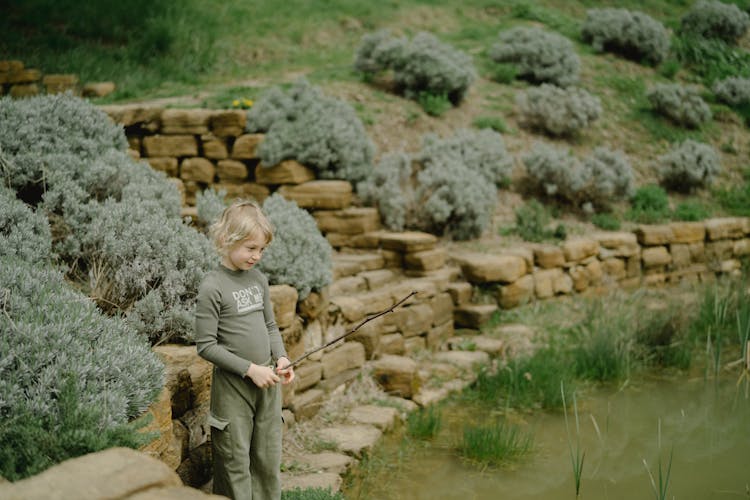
[[332, 251, 386, 279]]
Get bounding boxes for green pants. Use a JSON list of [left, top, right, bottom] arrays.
[[208, 365, 282, 500]]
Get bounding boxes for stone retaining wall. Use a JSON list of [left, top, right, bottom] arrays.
[[0, 59, 114, 98]]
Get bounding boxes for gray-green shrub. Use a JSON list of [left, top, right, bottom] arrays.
[[0, 94, 213, 343], [680, 0, 750, 44], [259, 194, 333, 299], [488, 26, 580, 87], [522, 143, 634, 210], [358, 129, 504, 239], [581, 8, 670, 65], [647, 83, 712, 128], [712, 76, 750, 105], [517, 84, 602, 137], [0, 255, 164, 478], [658, 139, 721, 192], [246, 79, 375, 183], [354, 30, 476, 104], [0, 185, 52, 264]]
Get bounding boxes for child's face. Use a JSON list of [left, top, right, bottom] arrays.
[[222, 232, 268, 271]]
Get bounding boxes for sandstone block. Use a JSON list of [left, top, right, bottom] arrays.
[[670, 243, 692, 268], [534, 245, 565, 268], [330, 275, 367, 296], [378, 231, 437, 253], [321, 341, 365, 379], [8, 68, 41, 84], [636, 224, 673, 246], [314, 207, 381, 235], [213, 182, 270, 203], [585, 259, 604, 286], [568, 265, 590, 292], [210, 110, 246, 137], [361, 269, 397, 290], [498, 274, 534, 309], [269, 284, 298, 329], [0, 60, 23, 72], [349, 321, 383, 359], [593, 231, 639, 257], [642, 246, 672, 268], [255, 160, 315, 185], [317, 424, 382, 458], [291, 388, 325, 420], [147, 157, 179, 177], [201, 135, 229, 159], [295, 361, 323, 392], [144, 135, 198, 157], [446, 282, 473, 306], [404, 336, 427, 356], [137, 387, 173, 459], [429, 292, 454, 326], [289, 451, 353, 475], [161, 109, 213, 134], [705, 217, 747, 240], [231, 133, 264, 159], [278, 180, 353, 209], [434, 350, 490, 370], [626, 256, 641, 278], [298, 289, 329, 320], [562, 238, 599, 262], [426, 320, 454, 349], [216, 159, 248, 182], [302, 320, 324, 358], [10, 83, 39, 98], [372, 354, 420, 398], [706, 240, 734, 262], [180, 158, 215, 183], [402, 247, 446, 272], [43, 74, 79, 94], [348, 405, 399, 431], [380, 333, 405, 355], [602, 258, 626, 280], [152, 344, 212, 411], [454, 253, 527, 283], [670, 221, 706, 243], [0, 447, 182, 500], [100, 104, 163, 130], [534, 268, 561, 298], [394, 303, 433, 338], [734, 238, 750, 256], [454, 303, 498, 329]]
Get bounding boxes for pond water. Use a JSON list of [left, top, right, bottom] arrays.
[[344, 374, 750, 500]]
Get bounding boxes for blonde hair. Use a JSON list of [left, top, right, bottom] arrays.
[[209, 199, 273, 256]]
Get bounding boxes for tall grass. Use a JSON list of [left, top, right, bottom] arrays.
[[406, 406, 442, 440], [642, 419, 674, 500], [457, 419, 533, 467], [561, 383, 585, 499]]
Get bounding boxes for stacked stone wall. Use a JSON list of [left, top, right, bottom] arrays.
[[0, 59, 114, 98]]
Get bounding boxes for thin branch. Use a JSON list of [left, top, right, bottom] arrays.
[[287, 290, 417, 369]]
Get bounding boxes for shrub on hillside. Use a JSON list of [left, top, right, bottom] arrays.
[[517, 84, 602, 137], [358, 130, 504, 239], [259, 194, 333, 299], [354, 30, 476, 105], [680, 0, 750, 44], [417, 128, 513, 186], [246, 79, 375, 183], [628, 184, 671, 223], [522, 143, 634, 211], [0, 185, 52, 263], [712, 76, 750, 105], [658, 139, 721, 192], [647, 83, 712, 128], [581, 8, 670, 65], [488, 27, 580, 87], [0, 256, 164, 479]]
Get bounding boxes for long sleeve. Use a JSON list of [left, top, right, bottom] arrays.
[[195, 279, 252, 377], [262, 277, 288, 361]]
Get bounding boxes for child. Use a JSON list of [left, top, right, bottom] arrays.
[[195, 199, 295, 500]]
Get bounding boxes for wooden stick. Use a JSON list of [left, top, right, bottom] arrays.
[[286, 290, 417, 369]]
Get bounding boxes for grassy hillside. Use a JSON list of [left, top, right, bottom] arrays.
[[3, 0, 750, 232]]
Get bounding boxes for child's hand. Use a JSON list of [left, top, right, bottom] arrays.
[[246, 363, 280, 388], [276, 357, 295, 385]]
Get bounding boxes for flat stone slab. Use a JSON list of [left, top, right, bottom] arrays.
[[281, 472, 342, 493], [317, 424, 382, 457], [288, 452, 353, 474], [347, 405, 399, 431], [433, 350, 490, 370], [447, 335, 505, 356]]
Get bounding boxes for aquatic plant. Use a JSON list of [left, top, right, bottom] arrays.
[[406, 406, 442, 440], [458, 419, 532, 466], [642, 419, 673, 500], [561, 383, 585, 499]]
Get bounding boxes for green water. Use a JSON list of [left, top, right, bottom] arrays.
[[345, 375, 750, 500]]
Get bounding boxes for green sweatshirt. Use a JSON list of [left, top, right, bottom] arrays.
[[195, 265, 287, 377]]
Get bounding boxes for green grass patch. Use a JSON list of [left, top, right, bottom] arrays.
[[512, 200, 567, 243], [282, 487, 345, 500], [591, 212, 621, 230], [417, 92, 452, 117], [627, 184, 671, 224], [473, 115, 508, 133], [406, 406, 442, 440], [458, 419, 533, 467], [714, 168, 750, 217]]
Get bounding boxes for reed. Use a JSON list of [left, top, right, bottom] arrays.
[[406, 405, 442, 440], [642, 419, 673, 500], [561, 382, 585, 499], [458, 419, 532, 467]]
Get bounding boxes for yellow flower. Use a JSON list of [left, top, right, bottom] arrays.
[[232, 99, 240, 107], [243, 98, 254, 107]]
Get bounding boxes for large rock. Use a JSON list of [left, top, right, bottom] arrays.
[[277, 180, 353, 210], [378, 231, 437, 253], [593, 232, 639, 258], [454, 253, 527, 283], [433, 350, 490, 370], [231, 133, 264, 159], [705, 217, 749, 240], [454, 303, 498, 329], [371, 355, 420, 398], [294, 361, 323, 392], [290, 388, 325, 420], [143, 135, 198, 157], [255, 160, 315, 185], [498, 274, 535, 309], [317, 424, 382, 457], [287, 451, 353, 474], [215, 159, 247, 181], [0, 447, 182, 500], [636, 224, 673, 246], [562, 238, 599, 262], [180, 158, 215, 184], [314, 207, 381, 235], [533, 245, 565, 269], [100, 104, 163, 130], [347, 405, 399, 431], [320, 341, 366, 379], [269, 284, 298, 329], [210, 110, 246, 137], [669, 222, 706, 243], [446, 282, 472, 305], [642, 246, 672, 268], [404, 248, 447, 271], [161, 109, 213, 134], [137, 387, 174, 460], [152, 344, 213, 409]]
